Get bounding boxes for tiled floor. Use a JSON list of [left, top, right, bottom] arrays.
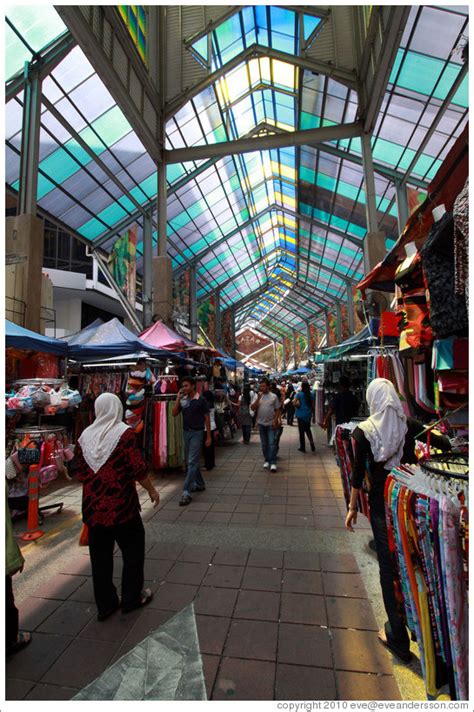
[[7, 425, 401, 701]]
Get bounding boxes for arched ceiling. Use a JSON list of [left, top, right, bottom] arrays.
[[5, 5, 469, 338]]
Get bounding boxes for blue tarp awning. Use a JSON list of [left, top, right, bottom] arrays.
[[6, 320, 68, 356], [66, 318, 170, 360], [315, 319, 384, 363]]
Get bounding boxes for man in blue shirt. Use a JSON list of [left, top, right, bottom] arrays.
[[172, 377, 212, 506]]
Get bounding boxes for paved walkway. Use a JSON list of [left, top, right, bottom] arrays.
[[7, 425, 423, 701]]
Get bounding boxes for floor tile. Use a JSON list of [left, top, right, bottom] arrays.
[[149, 582, 198, 611], [275, 664, 337, 700], [234, 590, 280, 621], [278, 623, 332, 668], [331, 629, 393, 674], [31, 574, 87, 601], [280, 592, 327, 626], [202, 654, 220, 699], [147, 543, 184, 560], [230, 512, 260, 525], [5, 678, 35, 700], [212, 547, 249, 567], [336, 671, 401, 701], [326, 596, 378, 631], [194, 586, 238, 617], [166, 561, 210, 586], [178, 545, 216, 563], [320, 553, 360, 573], [323, 572, 368, 599], [17, 596, 62, 631], [212, 658, 275, 700], [282, 570, 323, 595], [6, 632, 72, 682], [115, 608, 174, 658], [224, 619, 278, 661], [41, 637, 118, 688], [24, 683, 78, 700], [241, 566, 282, 592], [203, 512, 233, 525], [234, 504, 261, 514], [210, 502, 237, 513], [203, 565, 244, 589], [283, 551, 320, 571], [196, 615, 230, 655], [37, 600, 95, 637], [247, 549, 284, 568], [177, 510, 207, 524]]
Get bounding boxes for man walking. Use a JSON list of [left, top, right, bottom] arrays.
[[172, 377, 212, 506], [251, 379, 281, 472]]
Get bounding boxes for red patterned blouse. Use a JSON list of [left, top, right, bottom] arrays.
[[74, 428, 148, 527]]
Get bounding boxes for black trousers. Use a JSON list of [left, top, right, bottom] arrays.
[[369, 491, 410, 653], [297, 419, 315, 451], [286, 404, 295, 425], [241, 424, 252, 443], [6, 575, 19, 650], [203, 435, 215, 469], [88, 515, 145, 616]]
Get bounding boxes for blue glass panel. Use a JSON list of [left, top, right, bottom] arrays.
[[303, 14, 321, 41]]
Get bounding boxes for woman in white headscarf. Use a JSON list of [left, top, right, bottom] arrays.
[[73, 393, 160, 621], [345, 378, 448, 663]]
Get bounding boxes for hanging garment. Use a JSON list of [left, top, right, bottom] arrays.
[[420, 212, 468, 338], [453, 178, 468, 307]]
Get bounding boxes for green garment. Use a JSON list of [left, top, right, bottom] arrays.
[[6, 482, 24, 576]]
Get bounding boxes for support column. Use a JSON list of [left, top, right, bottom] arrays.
[[7, 62, 44, 333], [335, 301, 342, 343], [215, 289, 222, 347], [324, 310, 330, 347], [306, 321, 312, 360], [231, 307, 237, 358], [151, 5, 173, 325], [395, 181, 409, 236], [273, 340, 278, 372], [346, 282, 355, 335], [361, 132, 385, 274], [142, 212, 153, 327], [189, 265, 198, 342], [293, 330, 298, 369], [281, 340, 287, 372]]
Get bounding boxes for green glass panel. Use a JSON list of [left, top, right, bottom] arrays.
[[192, 36, 208, 63], [390, 49, 468, 108], [187, 201, 206, 221], [300, 111, 319, 130], [79, 106, 132, 153], [6, 6, 66, 79], [80, 219, 108, 241], [37, 174, 56, 200], [167, 163, 186, 184]]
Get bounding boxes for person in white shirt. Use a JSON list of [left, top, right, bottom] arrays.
[[251, 379, 281, 472]]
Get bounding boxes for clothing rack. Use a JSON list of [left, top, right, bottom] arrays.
[[13, 378, 66, 386], [14, 425, 67, 437], [420, 453, 468, 480]]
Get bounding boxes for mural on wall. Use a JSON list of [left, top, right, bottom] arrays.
[[236, 329, 271, 356], [222, 308, 234, 356], [172, 270, 190, 327], [295, 333, 307, 364], [328, 312, 338, 347], [198, 296, 216, 347], [308, 324, 320, 353], [108, 225, 137, 304], [283, 336, 292, 365], [340, 304, 350, 340], [353, 289, 366, 334]]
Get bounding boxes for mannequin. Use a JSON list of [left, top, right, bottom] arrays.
[[432, 203, 446, 223]]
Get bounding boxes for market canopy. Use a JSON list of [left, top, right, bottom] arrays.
[[6, 319, 69, 356], [315, 320, 381, 363], [139, 320, 204, 352], [67, 317, 169, 360], [5, 6, 468, 340]]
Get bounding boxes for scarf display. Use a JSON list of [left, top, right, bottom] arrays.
[[386, 462, 468, 700], [358, 378, 408, 470], [78, 393, 129, 473], [143, 396, 184, 469]]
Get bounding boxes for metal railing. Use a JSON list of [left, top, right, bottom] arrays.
[[6, 296, 26, 326]]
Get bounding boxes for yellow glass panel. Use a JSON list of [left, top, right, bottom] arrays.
[[259, 56, 271, 83], [275, 192, 296, 209], [248, 58, 261, 87], [271, 59, 297, 90], [272, 162, 296, 181], [215, 78, 230, 106]]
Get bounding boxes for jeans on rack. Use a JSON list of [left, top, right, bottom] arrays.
[[369, 488, 410, 654], [258, 425, 278, 465], [183, 430, 205, 495]]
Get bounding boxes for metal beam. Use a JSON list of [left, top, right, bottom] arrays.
[[165, 122, 362, 164], [346, 281, 355, 335], [359, 7, 410, 133], [400, 62, 469, 184], [42, 96, 147, 216], [18, 64, 42, 215], [6, 31, 76, 102], [215, 290, 222, 347], [56, 6, 162, 162], [360, 132, 379, 233], [189, 265, 198, 342], [324, 310, 331, 346], [165, 43, 356, 120], [93, 251, 143, 331], [335, 301, 342, 342]]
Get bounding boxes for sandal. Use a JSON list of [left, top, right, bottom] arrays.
[[377, 628, 412, 663], [97, 603, 120, 622], [7, 631, 32, 656], [122, 588, 153, 614]]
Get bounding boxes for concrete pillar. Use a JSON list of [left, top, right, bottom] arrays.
[[346, 282, 355, 335], [293, 330, 298, 369], [363, 230, 387, 273], [6, 214, 44, 333], [361, 132, 379, 235], [215, 290, 222, 347], [152, 255, 174, 325], [18, 64, 42, 216], [281, 340, 287, 371], [142, 212, 153, 327], [189, 265, 198, 342]]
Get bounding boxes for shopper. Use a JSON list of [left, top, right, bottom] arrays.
[[202, 389, 216, 470], [345, 378, 450, 663], [323, 376, 359, 428], [6, 483, 31, 655], [239, 385, 253, 444], [285, 381, 296, 425], [172, 377, 212, 506], [73, 393, 160, 621], [294, 381, 316, 453], [251, 378, 281, 472]]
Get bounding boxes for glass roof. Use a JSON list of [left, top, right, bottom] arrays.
[[4, 5, 469, 336]]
